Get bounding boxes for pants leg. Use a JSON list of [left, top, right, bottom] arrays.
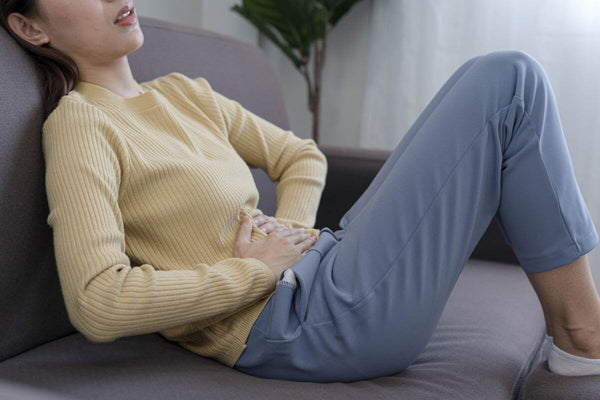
[[336, 53, 483, 233], [234, 50, 599, 382]]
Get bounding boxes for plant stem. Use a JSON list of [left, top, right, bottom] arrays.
[[301, 66, 314, 112], [302, 31, 329, 144], [312, 42, 321, 144]]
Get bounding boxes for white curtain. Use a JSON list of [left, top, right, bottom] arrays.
[[360, 0, 600, 279]]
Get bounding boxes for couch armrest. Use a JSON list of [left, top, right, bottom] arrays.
[[315, 146, 390, 231], [315, 145, 519, 265]]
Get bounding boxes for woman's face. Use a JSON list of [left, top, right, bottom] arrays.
[[31, 0, 144, 66]]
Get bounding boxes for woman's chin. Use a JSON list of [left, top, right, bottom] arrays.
[[125, 30, 144, 55], [132, 31, 144, 51]]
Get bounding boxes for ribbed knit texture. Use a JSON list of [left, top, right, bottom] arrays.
[[42, 72, 327, 367]]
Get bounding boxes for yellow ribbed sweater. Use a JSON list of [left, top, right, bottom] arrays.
[[42, 72, 327, 367]]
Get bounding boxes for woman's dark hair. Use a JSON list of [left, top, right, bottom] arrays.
[[0, 0, 79, 119]]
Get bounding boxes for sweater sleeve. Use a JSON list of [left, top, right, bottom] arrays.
[[42, 99, 277, 343], [204, 82, 327, 230]]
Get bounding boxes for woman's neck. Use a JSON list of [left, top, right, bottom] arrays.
[[78, 56, 140, 98]]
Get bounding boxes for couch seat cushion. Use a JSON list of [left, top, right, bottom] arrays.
[[519, 362, 600, 400], [0, 259, 546, 399]]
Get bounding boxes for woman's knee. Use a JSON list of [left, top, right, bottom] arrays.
[[477, 49, 547, 80], [461, 49, 550, 110]]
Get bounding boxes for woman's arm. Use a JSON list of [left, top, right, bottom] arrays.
[[42, 100, 277, 342], [196, 77, 327, 230]]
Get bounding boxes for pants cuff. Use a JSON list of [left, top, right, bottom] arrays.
[[518, 230, 599, 273]]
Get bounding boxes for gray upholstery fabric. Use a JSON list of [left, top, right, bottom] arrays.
[[0, 380, 77, 400], [0, 22, 74, 361], [519, 363, 600, 400], [0, 260, 545, 400]]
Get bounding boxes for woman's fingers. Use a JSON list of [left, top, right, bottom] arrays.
[[252, 214, 315, 249], [256, 216, 305, 236], [296, 234, 317, 253], [257, 221, 281, 234], [279, 227, 306, 237], [253, 214, 269, 226], [254, 214, 276, 226], [254, 215, 283, 234], [281, 229, 315, 246], [268, 226, 313, 245], [233, 217, 253, 258]]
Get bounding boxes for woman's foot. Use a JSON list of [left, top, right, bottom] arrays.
[[525, 254, 600, 376]]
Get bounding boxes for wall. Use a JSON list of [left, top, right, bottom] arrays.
[[133, 0, 204, 34], [134, 0, 258, 45]]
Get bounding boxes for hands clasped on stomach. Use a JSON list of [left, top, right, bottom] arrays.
[[233, 215, 317, 281]]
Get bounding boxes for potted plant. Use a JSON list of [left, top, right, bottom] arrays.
[[232, 0, 364, 144]]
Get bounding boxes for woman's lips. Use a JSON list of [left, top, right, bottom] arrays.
[[114, 7, 137, 26], [114, 2, 135, 24]]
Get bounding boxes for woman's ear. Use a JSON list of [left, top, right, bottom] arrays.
[[6, 12, 50, 46]]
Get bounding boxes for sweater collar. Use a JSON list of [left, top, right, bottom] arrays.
[[73, 79, 161, 112]]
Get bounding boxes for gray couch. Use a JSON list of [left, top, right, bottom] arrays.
[[0, 16, 596, 400]]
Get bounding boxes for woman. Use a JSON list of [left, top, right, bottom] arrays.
[[3, 0, 600, 382]]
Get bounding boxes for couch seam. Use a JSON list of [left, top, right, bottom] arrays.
[[509, 329, 547, 400]]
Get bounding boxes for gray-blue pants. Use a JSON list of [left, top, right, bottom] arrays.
[[234, 50, 599, 382]]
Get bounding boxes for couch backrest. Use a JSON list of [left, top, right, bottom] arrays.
[[0, 17, 285, 361]]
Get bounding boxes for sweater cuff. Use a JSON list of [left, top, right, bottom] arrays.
[[245, 257, 277, 291], [279, 268, 297, 289]]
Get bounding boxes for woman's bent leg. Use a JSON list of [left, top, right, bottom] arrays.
[[324, 49, 598, 378], [235, 50, 599, 382], [336, 54, 483, 230]]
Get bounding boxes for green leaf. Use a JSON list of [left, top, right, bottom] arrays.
[[234, 0, 310, 55], [328, 0, 364, 26], [231, 3, 305, 68], [318, 0, 342, 11], [273, 0, 324, 56], [230, 0, 362, 69]]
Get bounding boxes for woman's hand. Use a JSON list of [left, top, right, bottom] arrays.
[[253, 213, 317, 253], [234, 216, 316, 281], [253, 213, 317, 256], [252, 214, 289, 234]]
